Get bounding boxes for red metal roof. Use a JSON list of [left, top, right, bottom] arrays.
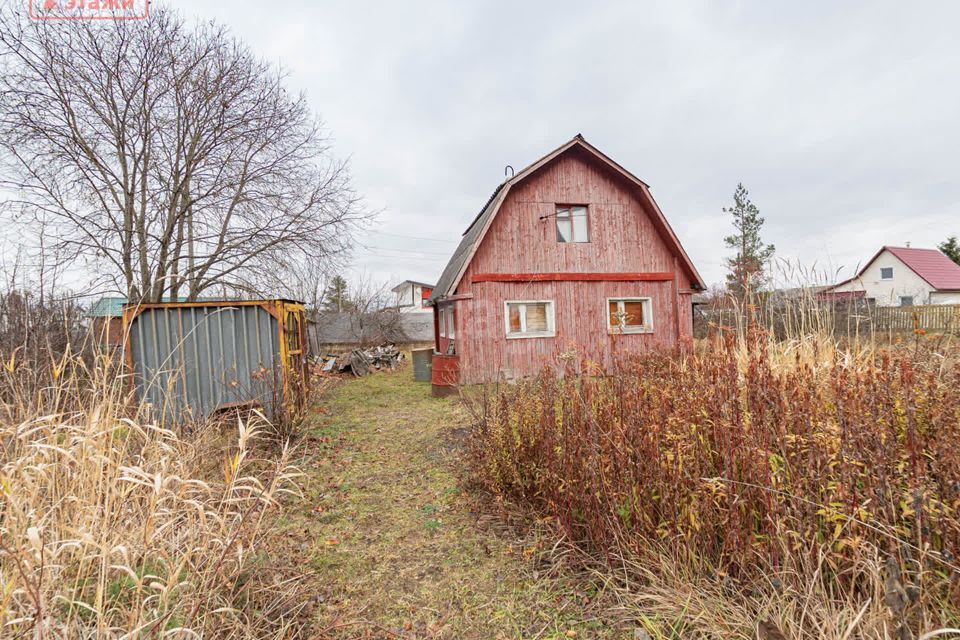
[[883, 246, 960, 290]]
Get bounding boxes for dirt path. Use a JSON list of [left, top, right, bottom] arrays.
[[279, 369, 615, 639]]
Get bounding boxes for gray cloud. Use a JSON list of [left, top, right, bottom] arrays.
[[170, 0, 960, 288]]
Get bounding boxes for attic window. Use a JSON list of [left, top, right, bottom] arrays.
[[880, 267, 894, 280], [556, 206, 588, 243]]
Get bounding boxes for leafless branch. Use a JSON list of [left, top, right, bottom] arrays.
[[0, 5, 367, 301]]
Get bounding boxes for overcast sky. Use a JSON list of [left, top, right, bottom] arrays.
[[165, 0, 960, 290]]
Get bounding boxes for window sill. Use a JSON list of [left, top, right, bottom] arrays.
[[609, 327, 653, 335], [506, 331, 556, 340]]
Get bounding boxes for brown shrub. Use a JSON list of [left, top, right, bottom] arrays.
[[466, 331, 960, 632]]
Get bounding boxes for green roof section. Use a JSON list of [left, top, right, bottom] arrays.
[[87, 295, 200, 317], [87, 296, 127, 318]]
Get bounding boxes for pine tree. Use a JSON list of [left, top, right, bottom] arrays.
[[723, 183, 775, 298], [322, 275, 352, 312], [939, 236, 960, 266]]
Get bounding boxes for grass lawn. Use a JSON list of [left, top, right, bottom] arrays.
[[272, 366, 623, 639]]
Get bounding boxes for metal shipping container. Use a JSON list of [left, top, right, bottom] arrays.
[[123, 299, 308, 423]]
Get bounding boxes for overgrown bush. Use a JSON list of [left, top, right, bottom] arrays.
[[0, 289, 86, 359], [0, 289, 93, 415], [467, 331, 960, 636]]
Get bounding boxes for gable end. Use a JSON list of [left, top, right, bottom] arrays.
[[429, 136, 704, 303]]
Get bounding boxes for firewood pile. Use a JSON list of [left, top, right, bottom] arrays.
[[314, 343, 404, 377]]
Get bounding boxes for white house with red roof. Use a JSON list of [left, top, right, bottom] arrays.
[[823, 246, 960, 307]]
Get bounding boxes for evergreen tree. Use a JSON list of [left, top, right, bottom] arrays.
[[322, 275, 352, 312], [939, 235, 960, 266], [723, 183, 775, 298]]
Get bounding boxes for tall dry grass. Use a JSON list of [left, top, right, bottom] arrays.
[[467, 328, 960, 638], [0, 346, 308, 638]]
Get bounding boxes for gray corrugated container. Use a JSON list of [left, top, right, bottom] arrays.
[[123, 300, 308, 424], [411, 347, 433, 382]]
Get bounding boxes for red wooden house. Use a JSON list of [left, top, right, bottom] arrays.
[[428, 135, 704, 390]]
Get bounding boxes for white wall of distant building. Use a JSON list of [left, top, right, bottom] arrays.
[[829, 249, 943, 306]]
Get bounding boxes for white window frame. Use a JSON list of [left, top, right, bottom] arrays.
[[504, 300, 555, 339], [606, 297, 654, 334], [438, 305, 455, 339], [446, 305, 455, 339], [880, 267, 894, 280], [899, 296, 914, 307], [555, 205, 589, 243]]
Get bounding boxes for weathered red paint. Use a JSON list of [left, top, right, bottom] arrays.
[[471, 272, 674, 283], [93, 316, 124, 346], [435, 143, 700, 385], [431, 353, 459, 397]]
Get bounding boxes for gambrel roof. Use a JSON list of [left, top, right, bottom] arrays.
[[429, 135, 704, 303]]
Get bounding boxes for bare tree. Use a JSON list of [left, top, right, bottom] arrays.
[[343, 276, 403, 346], [308, 275, 403, 348], [273, 258, 334, 312], [0, 6, 364, 302]]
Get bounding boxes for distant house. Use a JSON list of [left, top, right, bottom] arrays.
[[390, 280, 433, 313], [428, 135, 704, 389], [87, 296, 127, 346], [821, 246, 960, 307]]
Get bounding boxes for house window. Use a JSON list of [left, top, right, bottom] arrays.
[[556, 206, 588, 243], [504, 301, 555, 338], [899, 296, 914, 307], [438, 305, 455, 339], [880, 267, 894, 280], [446, 306, 455, 339], [607, 298, 653, 333]]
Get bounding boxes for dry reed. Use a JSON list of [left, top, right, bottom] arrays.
[[0, 350, 307, 638]]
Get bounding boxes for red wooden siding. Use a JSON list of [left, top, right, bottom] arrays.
[[449, 147, 694, 383], [453, 281, 681, 383], [472, 272, 673, 283]]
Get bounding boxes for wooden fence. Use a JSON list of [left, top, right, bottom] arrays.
[[870, 303, 960, 333], [694, 303, 960, 338]]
